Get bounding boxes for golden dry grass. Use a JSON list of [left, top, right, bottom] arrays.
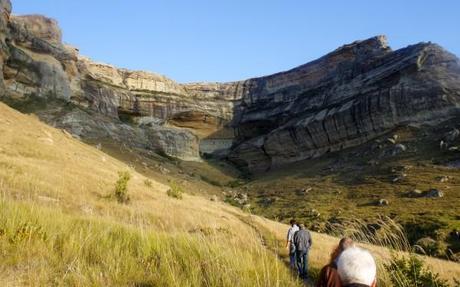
[[0, 102, 301, 286]]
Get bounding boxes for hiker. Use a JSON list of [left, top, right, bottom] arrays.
[[337, 247, 377, 287], [293, 223, 312, 279], [286, 219, 299, 269], [316, 237, 354, 287]]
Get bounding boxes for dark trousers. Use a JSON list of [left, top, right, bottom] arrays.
[[289, 251, 296, 268], [296, 250, 309, 278]]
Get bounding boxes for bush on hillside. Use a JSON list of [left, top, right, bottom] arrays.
[[414, 237, 447, 257], [167, 180, 183, 199], [114, 171, 131, 203], [144, 179, 153, 188], [384, 254, 449, 287]]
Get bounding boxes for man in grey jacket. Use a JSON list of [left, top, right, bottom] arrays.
[[286, 219, 299, 269], [293, 223, 312, 279]]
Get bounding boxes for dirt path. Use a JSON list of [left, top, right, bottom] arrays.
[[230, 211, 315, 286]]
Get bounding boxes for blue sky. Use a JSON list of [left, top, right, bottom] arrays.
[[11, 0, 460, 83]]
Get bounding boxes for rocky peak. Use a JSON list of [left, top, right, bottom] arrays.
[[334, 34, 390, 55], [10, 15, 62, 44]]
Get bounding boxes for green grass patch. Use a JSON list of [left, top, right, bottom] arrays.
[[167, 180, 184, 199]]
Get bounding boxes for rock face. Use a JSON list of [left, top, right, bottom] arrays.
[[228, 37, 460, 171], [1, 0, 460, 171]]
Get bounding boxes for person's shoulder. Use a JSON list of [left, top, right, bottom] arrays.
[[317, 264, 338, 286]]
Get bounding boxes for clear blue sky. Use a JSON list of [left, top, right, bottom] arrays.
[[11, 0, 460, 83]]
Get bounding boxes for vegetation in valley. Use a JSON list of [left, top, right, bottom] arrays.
[[243, 122, 460, 262]]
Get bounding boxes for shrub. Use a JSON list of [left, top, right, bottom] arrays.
[[415, 237, 447, 257], [144, 179, 152, 188], [114, 171, 131, 203], [167, 181, 183, 199], [384, 255, 449, 287]]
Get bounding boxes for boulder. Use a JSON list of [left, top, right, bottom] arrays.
[[444, 128, 460, 143], [387, 138, 397, 144], [408, 189, 423, 198], [237, 192, 248, 201], [300, 187, 313, 194], [377, 199, 389, 206], [392, 144, 407, 155], [415, 237, 439, 255], [437, 175, 450, 183], [392, 173, 407, 183], [440, 140, 448, 150], [259, 197, 276, 206], [308, 209, 321, 218], [424, 189, 444, 198]]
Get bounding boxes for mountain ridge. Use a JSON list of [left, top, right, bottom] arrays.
[[1, 0, 460, 174]]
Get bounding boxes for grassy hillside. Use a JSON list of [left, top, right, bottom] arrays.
[[0, 102, 459, 286], [0, 102, 300, 286]]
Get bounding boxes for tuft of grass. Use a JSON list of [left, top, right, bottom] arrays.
[[167, 180, 184, 199], [114, 171, 131, 203], [144, 178, 153, 188]]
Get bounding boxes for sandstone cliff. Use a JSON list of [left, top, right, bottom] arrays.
[[0, 0, 459, 171]]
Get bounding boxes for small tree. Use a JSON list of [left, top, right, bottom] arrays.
[[115, 171, 131, 203]]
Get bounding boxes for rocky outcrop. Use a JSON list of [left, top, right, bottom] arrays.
[[0, 0, 11, 93], [144, 125, 200, 161], [228, 38, 460, 171], [0, 0, 460, 170]]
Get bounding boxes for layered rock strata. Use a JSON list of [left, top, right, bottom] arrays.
[[0, 0, 459, 171]]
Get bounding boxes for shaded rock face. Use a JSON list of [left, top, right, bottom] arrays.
[[0, 0, 460, 169], [144, 125, 200, 161], [0, 0, 11, 93]]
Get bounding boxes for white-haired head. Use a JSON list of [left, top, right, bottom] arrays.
[[337, 247, 376, 286]]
